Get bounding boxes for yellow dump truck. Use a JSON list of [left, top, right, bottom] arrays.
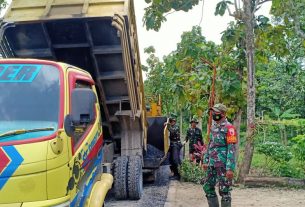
[[0, 0, 169, 206]]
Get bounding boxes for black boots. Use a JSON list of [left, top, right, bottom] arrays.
[[207, 196, 231, 207], [221, 199, 231, 207], [207, 196, 219, 207]]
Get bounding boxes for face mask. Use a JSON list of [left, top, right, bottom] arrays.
[[212, 113, 222, 121]]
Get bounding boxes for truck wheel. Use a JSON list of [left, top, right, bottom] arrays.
[[127, 155, 143, 200], [114, 156, 128, 199]]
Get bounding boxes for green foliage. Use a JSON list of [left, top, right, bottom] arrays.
[[144, 26, 219, 116], [271, 0, 305, 40], [256, 15, 270, 26], [256, 59, 305, 118], [215, 1, 233, 16], [144, 23, 248, 123], [252, 118, 305, 179], [142, 0, 305, 181], [0, 0, 6, 10], [143, 0, 201, 31], [179, 159, 205, 183], [257, 142, 292, 163], [251, 150, 305, 178], [272, 163, 304, 178], [291, 135, 305, 164]]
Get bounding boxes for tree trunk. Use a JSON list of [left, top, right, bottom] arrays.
[[280, 128, 284, 144], [180, 109, 183, 136], [245, 176, 305, 188], [263, 127, 266, 143], [238, 0, 256, 183], [233, 108, 242, 167], [279, 125, 288, 145], [198, 117, 203, 131], [283, 125, 287, 145]]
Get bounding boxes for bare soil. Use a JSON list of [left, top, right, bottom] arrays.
[[165, 181, 305, 207], [106, 165, 305, 207]]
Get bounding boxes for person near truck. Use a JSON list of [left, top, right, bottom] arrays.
[[202, 103, 237, 207], [184, 118, 204, 162], [166, 117, 182, 180]]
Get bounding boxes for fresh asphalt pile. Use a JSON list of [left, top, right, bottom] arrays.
[[106, 165, 171, 207]]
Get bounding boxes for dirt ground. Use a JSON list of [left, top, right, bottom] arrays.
[[165, 181, 305, 207], [106, 165, 305, 207]]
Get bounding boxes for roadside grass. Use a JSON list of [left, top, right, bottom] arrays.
[[241, 150, 305, 179]]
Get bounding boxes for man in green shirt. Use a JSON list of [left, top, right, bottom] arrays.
[[167, 117, 182, 180], [202, 104, 237, 207], [184, 118, 203, 162]]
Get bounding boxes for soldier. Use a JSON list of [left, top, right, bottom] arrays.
[[184, 118, 203, 162], [202, 103, 237, 207], [166, 117, 182, 180]]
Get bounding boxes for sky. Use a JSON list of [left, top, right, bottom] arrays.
[[2, 0, 271, 65], [134, 1, 272, 62]]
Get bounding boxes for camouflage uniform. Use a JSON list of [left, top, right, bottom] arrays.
[[186, 127, 203, 154], [202, 119, 236, 203], [169, 124, 181, 143], [168, 124, 182, 178]]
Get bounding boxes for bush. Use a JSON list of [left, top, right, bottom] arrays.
[[179, 159, 206, 184], [291, 135, 305, 164], [272, 163, 304, 178], [256, 142, 293, 176], [254, 141, 305, 178], [257, 141, 292, 163]]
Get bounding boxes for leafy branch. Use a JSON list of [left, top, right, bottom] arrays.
[[288, 0, 305, 39]]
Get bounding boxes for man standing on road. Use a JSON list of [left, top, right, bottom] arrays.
[[184, 118, 203, 162], [202, 103, 237, 207], [166, 117, 182, 180]]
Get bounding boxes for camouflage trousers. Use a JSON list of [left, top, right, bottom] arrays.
[[202, 166, 232, 201], [169, 142, 182, 176]]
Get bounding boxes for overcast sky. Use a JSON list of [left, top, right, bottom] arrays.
[[134, 1, 272, 62], [2, 0, 271, 64]]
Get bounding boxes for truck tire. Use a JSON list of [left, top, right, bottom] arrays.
[[127, 155, 143, 200], [114, 156, 128, 199]]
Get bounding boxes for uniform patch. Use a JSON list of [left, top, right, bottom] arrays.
[[226, 125, 237, 144]]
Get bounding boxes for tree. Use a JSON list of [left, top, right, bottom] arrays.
[[143, 0, 304, 182], [271, 0, 305, 40], [214, 0, 274, 182], [143, 0, 202, 31], [144, 26, 219, 134], [144, 26, 216, 110], [217, 21, 248, 163]]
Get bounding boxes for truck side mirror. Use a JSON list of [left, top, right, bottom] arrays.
[[64, 88, 97, 137], [64, 115, 74, 137]]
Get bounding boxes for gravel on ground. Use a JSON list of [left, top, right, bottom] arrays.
[[105, 165, 171, 207]]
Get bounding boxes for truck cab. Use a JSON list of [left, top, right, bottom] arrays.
[[0, 0, 169, 204], [0, 59, 113, 207]]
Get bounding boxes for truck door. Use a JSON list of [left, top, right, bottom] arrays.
[[67, 69, 103, 207]]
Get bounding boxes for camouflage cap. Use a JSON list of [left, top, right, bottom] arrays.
[[190, 118, 199, 124], [169, 118, 176, 122], [169, 114, 177, 122], [210, 103, 228, 113]]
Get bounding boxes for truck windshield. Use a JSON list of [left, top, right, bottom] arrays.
[[0, 64, 60, 143]]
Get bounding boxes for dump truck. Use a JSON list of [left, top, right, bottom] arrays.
[[0, 0, 168, 206]]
